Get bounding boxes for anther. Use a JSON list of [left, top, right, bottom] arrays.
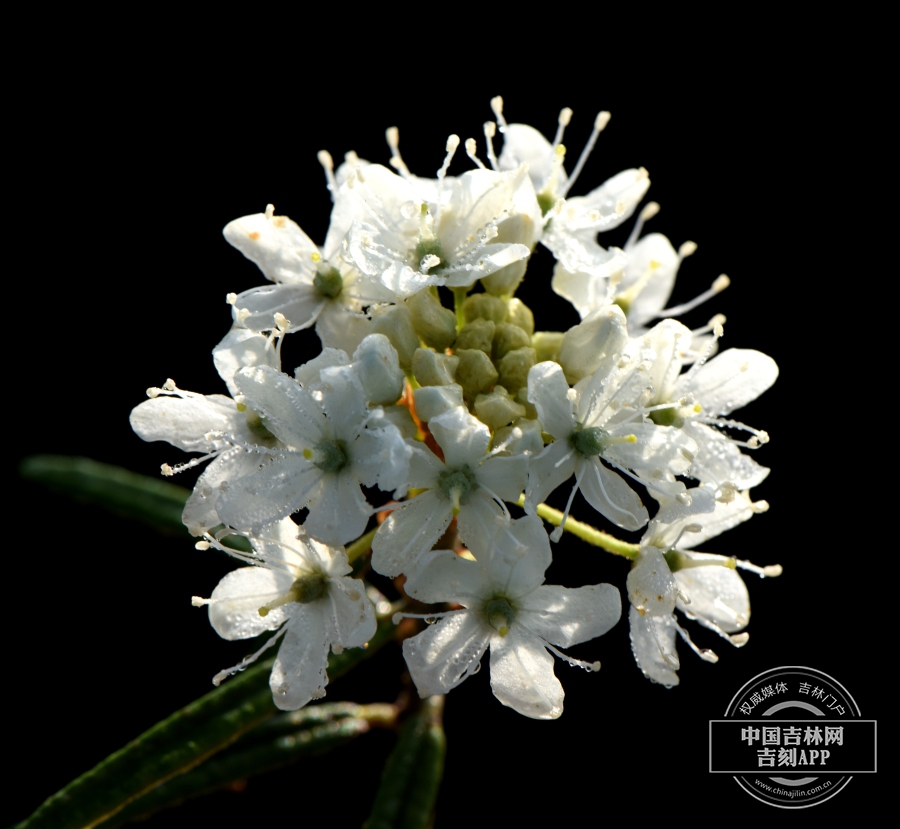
[[679, 240, 698, 258], [195, 540, 211, 550], [191, 596, 212, 606], [483, 121, 499, 170], [265, 204, 275, 219], [551, 107, 573, 149], [464, 137, 487, 170], [226, 292, 238, 305], [317, 151, 337, 196]]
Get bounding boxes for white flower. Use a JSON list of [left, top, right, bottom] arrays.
[[224, 205, 393, 352], [371, 405, 528, 578], [216, 363, 410, 545], [342, 154, 538, 298], [129, 329, 281, 535], [199, 518, 376, 710], [525, 355, 697, 536], [629, 488, 779, 687], [639, 319, 778, 489], [490, 99, 648, 277], [401, 514, 621, 719]]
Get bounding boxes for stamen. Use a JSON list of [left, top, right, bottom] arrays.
[[550, 478, 581, 543], [191, 596, 213, 606], [551, 107, 573, 149], [437, 134, 460, 182], [544, 641, 601, 672], [212, 627, 287, 686], [625, 200, 660, 249], [656, 274, 729, 319], [560, 110, 610, 197], [392, 609, 463, 625], [736, 559, 782, 578], [265, 204, 275, 220], [490, 96, 507, 130], [385, 126, 413, 179], [464, 137, 487, 170], [317, 151, 337, 199], [675, 622, 718, 663], [483, 121, 499, 170]]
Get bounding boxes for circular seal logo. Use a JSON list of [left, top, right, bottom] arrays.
[[709, 666, 876, 808]]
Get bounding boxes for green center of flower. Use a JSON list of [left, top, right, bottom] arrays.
[[536, 190, 556, 216], [571, 425, 611, 458], [414, 236, 446, 271], [437, 466, 477, 514], [258, 572, 327, 617], [313, 267, 343, 299], [312, 439, 349, 474], [483, 596, 516, 637]]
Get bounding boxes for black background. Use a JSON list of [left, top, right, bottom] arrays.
[[7, 38, 885, 827]]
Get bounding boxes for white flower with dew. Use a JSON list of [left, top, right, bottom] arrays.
[[371, 405, 529, 578], [215, 363, 410, 545], [400, 514, 621, 719], [129, 329, 282, 535], [629, 487, 780, 687], [194, 517, 375, 710]]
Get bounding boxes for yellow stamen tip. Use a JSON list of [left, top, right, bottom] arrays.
[[311, 252, 322, 261], [693, 404, 702, 413], [235, 402, 247, 412], [258, 606, 269, 617], [303, 448, 313, 459], [498, 626, 509, 637], [625, 434, 637, 443]]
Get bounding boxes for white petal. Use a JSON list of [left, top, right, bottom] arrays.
[[414, 384, 464, 422], [350, 425, 412, 494], [217, 455, 322, 534], [577, 167, 651, 230], [213, 328, 280, 397], [428, 406, 491, 470], [605, 422, 698, 477], [489, 627, 564, 720], [679, 490, 760, 547], [293, 348, 350, 390], [270, 605, 330, 710], [497, 123, 556, 187], [475, 453, 529, 503], [371, 490, 453, 578], [404, 442, 445, 490], [578, 459, 648, 531], [326, 577, 377, 649], [557, 306, 629, 384], [303, 471, 370, 547], [233, 283, 324, 334], [233, 366, 326, 446], [468, 513, 552, 599], [674, 559, 750, 633], [626, 547, 677, 617], [130, 394, 240, 452], [403, 549, 491, 605], [684, 422, 770, 489], [223, 212, 318, 285], [209, 566, 294, 640], [183, 451, 263, 534], [315, 303, 372, 353], [629, 606, 679, 687], [527, 361, 575, 439], [403, 611, 491, 697], [621, 233, 679, 328], [677, 348, 778, 416], [317, 368, 369, 441], [518, 583, 621, 648], [524, 440, 577, 511]]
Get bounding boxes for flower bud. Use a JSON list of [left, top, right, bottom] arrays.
[[557, 306, 628, 383], [351, 334, 404, 405], [493, 322, 531, 361], [531, 331, 565, 363], [462, 293, 509, 325], [491, 417, 544, 456], [506, 298, 535, 335], [497, 347, 537, 395], [415, 383, 464, 422], [474, 385, 527, 430], [370, 303, 420, 369], [515, 388, 539, 420], [455, 348, 499, 400], [480, 214, 535, 296], [454, 319, 495, 354], [412, 348, 459, 387], [627, 547, 677, 618], [407, 289, 457, 351]]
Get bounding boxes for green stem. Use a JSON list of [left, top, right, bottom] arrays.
[[515, 494, 639, 558], [346, 527, 378, 563], [451, 286, 468, 331]]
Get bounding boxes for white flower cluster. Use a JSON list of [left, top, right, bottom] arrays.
[[131, 98, 781, 719]]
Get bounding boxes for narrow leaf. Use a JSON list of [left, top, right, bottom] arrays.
[[19, 619, 396, 829], [364, 696, 446, 829], [100, 703, 398, 828]]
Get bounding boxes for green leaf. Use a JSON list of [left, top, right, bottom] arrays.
[[18, 619, 396, 829], [364, 696, 446, 829], [19, 455, 191, 535], [18, 455, 252, 551], [99, 703, 398, 828]]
